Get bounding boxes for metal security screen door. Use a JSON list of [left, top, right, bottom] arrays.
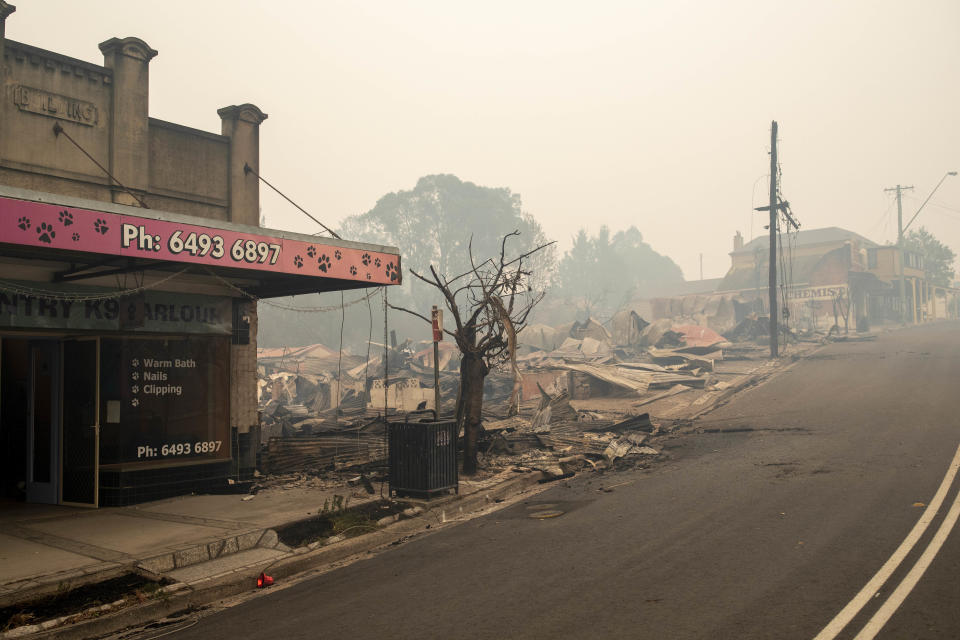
[[61, 339, 98, 506]]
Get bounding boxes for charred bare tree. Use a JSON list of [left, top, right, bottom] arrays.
[[391, 231, 553, 475]]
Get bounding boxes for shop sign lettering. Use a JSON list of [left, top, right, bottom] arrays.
[[13, 86, 99, 126], [786, 285, 848, 302], [0, 288, 232, 334], [0, 196, 401, 285]]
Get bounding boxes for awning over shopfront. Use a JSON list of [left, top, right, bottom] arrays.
[[0, 186, 401, 298]]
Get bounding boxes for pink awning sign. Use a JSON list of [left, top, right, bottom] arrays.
[[0, 196, 401, 285]]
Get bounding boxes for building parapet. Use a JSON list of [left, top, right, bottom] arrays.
[[4, 39, 113, 85]]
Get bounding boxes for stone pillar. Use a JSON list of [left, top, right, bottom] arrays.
[[911, 279, 918, 324], [99, 37, 157, 207], [0, 2, 15, 61], [218, 104, 267, 227], [0, 2, 16, 153]]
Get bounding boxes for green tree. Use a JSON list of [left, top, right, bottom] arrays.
[[557, 225, 684, 317], [340, 175, 556, 313], [904, 226, 956, 287], [256, 175, 556, 352]]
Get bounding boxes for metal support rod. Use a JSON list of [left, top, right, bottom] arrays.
[[53, 123, 149, 209], [54, 260, 177, 283], [243, 163, 341, 239]]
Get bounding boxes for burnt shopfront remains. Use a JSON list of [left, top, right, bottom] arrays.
[[0, 6, 401, 506]]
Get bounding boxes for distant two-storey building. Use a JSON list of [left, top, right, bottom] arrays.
[[635, 226, 955, 335]]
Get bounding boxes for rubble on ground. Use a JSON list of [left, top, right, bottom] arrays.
[[255, 313, 786, 480]]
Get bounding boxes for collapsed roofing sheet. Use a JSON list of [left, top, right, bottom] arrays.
[[670, 324, 726, 348]]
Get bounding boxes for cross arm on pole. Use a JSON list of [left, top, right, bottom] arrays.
[[754, 199, 799, 230]]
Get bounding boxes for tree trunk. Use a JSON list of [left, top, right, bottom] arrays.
[[457, 352, 488, 475]]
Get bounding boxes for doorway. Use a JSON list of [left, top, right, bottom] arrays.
[[0, 338, 30, 501], [26, 340, 59, 504], [0, 336, 99, 506], [61, 339, 99, 506]]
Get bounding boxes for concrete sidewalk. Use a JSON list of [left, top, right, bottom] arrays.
[[0, 478, 385, 604], [0, 469, 540, 610]]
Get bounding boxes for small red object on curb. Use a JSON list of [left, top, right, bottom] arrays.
[[257, 572, 274, 588]]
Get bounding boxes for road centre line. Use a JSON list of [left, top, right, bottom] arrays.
[[853, 478, 960, 639], [813, 442, 960, 640]]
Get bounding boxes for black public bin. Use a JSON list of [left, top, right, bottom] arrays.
[[388, 412, 458, 499]]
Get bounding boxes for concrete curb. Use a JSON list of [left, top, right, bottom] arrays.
[[686, 342, 826, 422], [136, 528, 272, 576], [0, 527, 275, 610], [0, 565, 129, 610], [2, 471, 547, 640]]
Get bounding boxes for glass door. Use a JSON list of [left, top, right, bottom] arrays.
[[61, 339, 99, 506], [26, 342, 59, 504]]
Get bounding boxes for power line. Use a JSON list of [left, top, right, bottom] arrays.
[[867, 198, 896, 237], [201, 266, 378, 311]]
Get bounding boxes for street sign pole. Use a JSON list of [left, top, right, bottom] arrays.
[[431, 306, 443, 417]]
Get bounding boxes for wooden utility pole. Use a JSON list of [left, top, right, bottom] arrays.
[[884, 184, 913, 325], [754, 123, 798, 357], [768, 121, 778, 358]]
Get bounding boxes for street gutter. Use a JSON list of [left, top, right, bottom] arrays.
[[2, 470, 548, 640]]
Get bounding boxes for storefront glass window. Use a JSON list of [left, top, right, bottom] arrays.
[[99, 336, 230, 465]]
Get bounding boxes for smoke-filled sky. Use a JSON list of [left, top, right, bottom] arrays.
[[9, 1, 959, 279]]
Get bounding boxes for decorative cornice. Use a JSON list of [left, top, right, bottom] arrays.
[[5, 39, 112, 84], [217, 103, 268, 126], [98, 37, 158, 63], [0, 2, 16, 21]]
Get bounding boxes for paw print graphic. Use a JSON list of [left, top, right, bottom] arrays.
[[385, 262, 399, 282], [58, 210, 74, 226], [317, 254, 331, 273], [94, 218, 109, 234], [294, 255, 304, 268], [349, 265, 358, 276], [17, 216, 30, 231], [306, 246, 317, 258], [334, 250, 342, 260], [131, 385, 139, 394], [361, 253, 371, 266], [374, 257, 381, 268], [71, 232, 80, 242], [131, 371, 139, 381], [36, 222, 56, 243], [131, 398, 139, 408], [131, 359, 139, 367]]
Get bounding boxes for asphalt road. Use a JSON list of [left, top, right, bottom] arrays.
[[169, 323, 960, 640]]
